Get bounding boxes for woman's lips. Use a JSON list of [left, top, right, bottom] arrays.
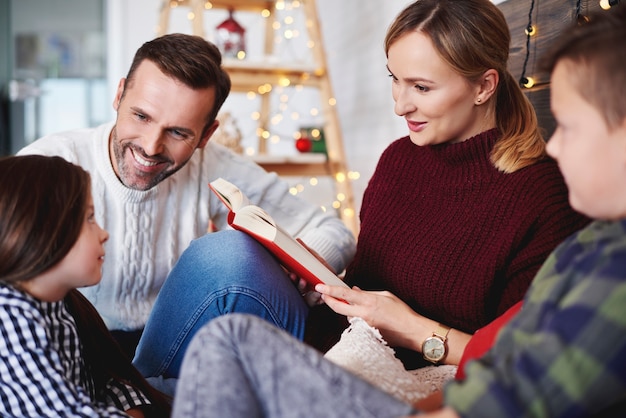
[[407, 120, 427, 132]]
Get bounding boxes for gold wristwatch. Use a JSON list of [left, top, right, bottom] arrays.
[[422, 323, 451, 364]]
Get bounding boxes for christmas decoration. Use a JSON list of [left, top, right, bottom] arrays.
[[213, 112, 244, 154], [215, 8, 246, 59], [295, 127, 327, 154], [295, 137, 312, 153]]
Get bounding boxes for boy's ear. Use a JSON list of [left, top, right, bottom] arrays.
[[618, 117, 626, 159], [620, 115, 626, 132]]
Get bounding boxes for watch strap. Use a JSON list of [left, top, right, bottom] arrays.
[[433, 323, 451, 341]]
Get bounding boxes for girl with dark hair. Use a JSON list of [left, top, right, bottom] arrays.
[[0, 155, 170, 417]]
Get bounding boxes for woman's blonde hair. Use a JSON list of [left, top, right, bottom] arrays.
[[385, 0, 546, 173]]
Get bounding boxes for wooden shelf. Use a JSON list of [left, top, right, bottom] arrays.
[[223, 59, 324, 92], [252, 154, 330, 176], [158, 0, 358, 236], [163, 0, 274, 12], [205, 0, 275, 12]]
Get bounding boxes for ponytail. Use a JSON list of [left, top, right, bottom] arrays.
[[491, 71, 546, 173]]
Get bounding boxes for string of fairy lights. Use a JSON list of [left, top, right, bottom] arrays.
[[519, 0, 622, 89], [242, 0, 360, 216], [162, 0, 359, 220]]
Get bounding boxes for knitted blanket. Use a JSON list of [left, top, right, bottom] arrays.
[[324, 317, 457, 404]]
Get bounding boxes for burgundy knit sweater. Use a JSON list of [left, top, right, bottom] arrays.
[[306, 129, 589, 366]]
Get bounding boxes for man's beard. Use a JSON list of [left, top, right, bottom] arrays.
[[110, 129, 183, 191]]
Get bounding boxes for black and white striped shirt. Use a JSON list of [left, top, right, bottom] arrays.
[[0, 283, 151, 417]]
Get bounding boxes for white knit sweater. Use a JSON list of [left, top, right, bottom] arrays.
[[19, 122, 356, 330]]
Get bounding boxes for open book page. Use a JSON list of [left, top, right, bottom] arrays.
[[209, 178, 348, 288], [209, 177, 250, 211]]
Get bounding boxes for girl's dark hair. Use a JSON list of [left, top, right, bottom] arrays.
[[0, 155, 89, 283], [385, 0, 546, 173], [0, 155, 171, 416]]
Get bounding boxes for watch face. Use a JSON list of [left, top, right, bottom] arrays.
[[423, 336, 446, 362]]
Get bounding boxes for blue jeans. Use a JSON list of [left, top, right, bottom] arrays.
[[132, 230, 309, 380], [172, 314, 416, 418]]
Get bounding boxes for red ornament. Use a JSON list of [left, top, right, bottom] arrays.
[[215, 8, 246, 58], [295, 137, 312, 153]]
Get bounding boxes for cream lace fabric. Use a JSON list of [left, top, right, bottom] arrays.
[[324, 317, 457, 404]]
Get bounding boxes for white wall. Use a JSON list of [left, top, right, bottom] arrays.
[[316, 0, 410, 216]]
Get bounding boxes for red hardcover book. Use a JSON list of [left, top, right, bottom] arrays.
[[209, 177, 348, 288]]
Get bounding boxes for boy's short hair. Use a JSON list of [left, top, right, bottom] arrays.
[[542, 6, 626, 129]]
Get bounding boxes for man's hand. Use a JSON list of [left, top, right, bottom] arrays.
[[286, 271, 324, 306]]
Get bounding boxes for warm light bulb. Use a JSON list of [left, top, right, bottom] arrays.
[[522, 77, 535, 88], [343, 208, 355, 218], [600, 0, 611, 9]]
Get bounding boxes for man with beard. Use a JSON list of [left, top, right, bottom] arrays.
[[17, 34, 357, 366]]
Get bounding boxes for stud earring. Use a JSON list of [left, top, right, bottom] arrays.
[[476, 98, 482, 103]]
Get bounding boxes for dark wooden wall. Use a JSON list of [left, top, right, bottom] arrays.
[[497, 0, 602, 139]]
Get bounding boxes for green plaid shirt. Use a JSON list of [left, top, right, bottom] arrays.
[[445, 219, 626, 417]]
